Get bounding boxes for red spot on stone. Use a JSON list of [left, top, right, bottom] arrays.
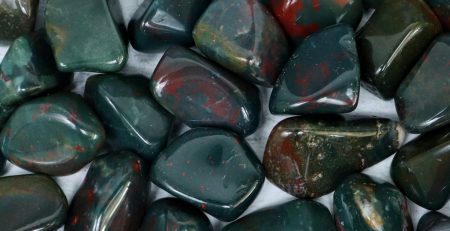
[[68, 110, 79, 122], [71, 215, 79, 225], [270, 0, 319, 38], [319, 62, 331, 79], [73, 145, 84, 152], [334, 0, 349, 7], [182, 171, 186, 177], [164, 79, 184, 96], [281, 139, 296, 154], [86, 188, 95, 203], [186, 160, 190, 165], [201, 203, 206, 209], [166, 161, 173, 167], [312, 0, 320, 12], [133, 160, 141, 173], [39, 104, 51, 113]]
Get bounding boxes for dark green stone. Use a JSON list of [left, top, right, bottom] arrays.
[[66, 151, 149, 231], [0, 0, 37, 41], [0, 174, 68, 231], [334, 174, 413, 231], [263, 116, 404, 198], [45, 0, 128, 72], [270, 24, 360, 115], [357, 0, 442, 99], [417, 212, 450, 231], [139, 198, 213, 231], [151, 128, 265, 221], [222, 199, 336, 231], [0, 104, 14, 125], [362, 0, 384, 9], [85, 74, 174, 161], [0, 92, 106, 175], [426, 0, 450, 31]]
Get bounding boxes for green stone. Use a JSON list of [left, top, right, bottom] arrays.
[[151, 128, 265, 221], [85, 74, 174, 161], [45, 0, 128, 72], [0, 92, 106, 175], [0, 105, 14, 125], [0, 174, 68, 231], [334, 174, 413, 231], [417, 212, 450, 231], [0, 0, 38, 41]]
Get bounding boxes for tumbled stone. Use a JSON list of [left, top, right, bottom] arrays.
[[0, 174, 68, 231], [0, 0, 37, 41], [66, 151, 149, 231], [45, 0, 128, 72], [263, 116, 404, 198], [426, 0, 450, 30], [139, 198, 213, 231], [417, 212, 450, 231], [193, 0, 289, 87], [151, 46, 261, 137], [0, 92, 106, 175], [334, 174, 413, 231], [270, 25, 359, 115], [223, 199, 336, 231], [151, 128, 264, 221], [357, 0, 442, 99], [85, 74, 173, 161]]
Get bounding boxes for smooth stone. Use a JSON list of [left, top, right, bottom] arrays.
[[151, 128, 265, 221], [85, 74, 174, 161], [0, 105, 14, 125], [0, 0, 37, 41], [267, 0, 363, 45], [357, 0, 442, 99], [395, 35, 450, 133], [66, 151, 149, 231], [129, 0, 210, 52], [139, 198, 213, 231], [0, 92, 106, 175], [45, 0, 128, 72], [270, 25, 359, 115], [263, 116, 404, 198], [334, 174, 413, 231], [0, 174, 68, 231], [417, 212, 450, 231], [151, 46, 261, 137], [426, 0, 450, 30], [222, 199, 336, 231], [193, 0, 289, 87]]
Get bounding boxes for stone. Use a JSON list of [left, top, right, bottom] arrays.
[[362, 0, 384, 9], [139, 198, 213, 231], [426, 0, 450, 30], [334, 174, 413, 231], [263, 116, 404, 198], [357, 0, 442, 99], [151, 46, 261, 137], [85, 74, 174, 161], [417, 212, 450, 231], [128, 0, 210, 52], [270, 25, 359, 115], [0, 105, 14, 125], [222, 199, 336, 231], [267, 0, 363, 45], [0, 0, 37, 41], [395, 35, 450, 134], [0, 174, 68, 231], [0, 92, 106, 175], [151, 128, 264, 221], [45, 0, 128, 72], [66, 151, 149, 231], [193, 0, 289, 87]]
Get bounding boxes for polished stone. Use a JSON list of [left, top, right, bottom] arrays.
[[417, 212, 450, 231], [426, 0, 450, 30], [0, 0, 37, 41]]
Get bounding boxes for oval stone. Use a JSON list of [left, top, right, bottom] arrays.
[[417, 212, 450, 231], [0, 0, 38, 41], [0, 92, 106, 175]]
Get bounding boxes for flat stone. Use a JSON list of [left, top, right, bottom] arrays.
[[270, 24, 359, 115], [151, 128, 265, 221], [357, 0, 442, 99], [0, 0, 37, 41], [417, 212, 450, 231], [0, 174, 68, 231], [263, 116, 404, 198], [334, 174, 413, 231], [426, 0, 450, 30], [193, 0, 289, 86], [0, 92, 106, 175], [151, 46, 261, 137], [85, 74, 174, 161], [66, 151, 149, 231]]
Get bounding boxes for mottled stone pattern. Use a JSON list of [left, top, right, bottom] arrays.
[[417, 212, 450, 231], [66, 151, 149, 231], [151, 128, 265, 221], [0, 0, 37, 40], [193, 0, 289, 87], [263, 116, 404, 198], [426, 0, 450, 30]]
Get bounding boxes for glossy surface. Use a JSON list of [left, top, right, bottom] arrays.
[[0, 174, 68, 231], [0, 92, 106, 175], [129, 0, 210, 52], [151, 46, 261, 137], [417, 212, 450, 231], [222, 199, 336, 231], [395, 35, 450, 133], [45, 0, 128, 72], [66, 151, 149, 231], [334, 174, 413, 231], [139, 198, 213, 231], [357, 0, 442, 99], [0, 0, 37, 40], [85, 74, 174, 161], [151, 128, 265, 221], [426, 0, 450, 30], [193, 0, 289, 87], [270, 25, 359, 115], [263, 116, 404, 198]]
